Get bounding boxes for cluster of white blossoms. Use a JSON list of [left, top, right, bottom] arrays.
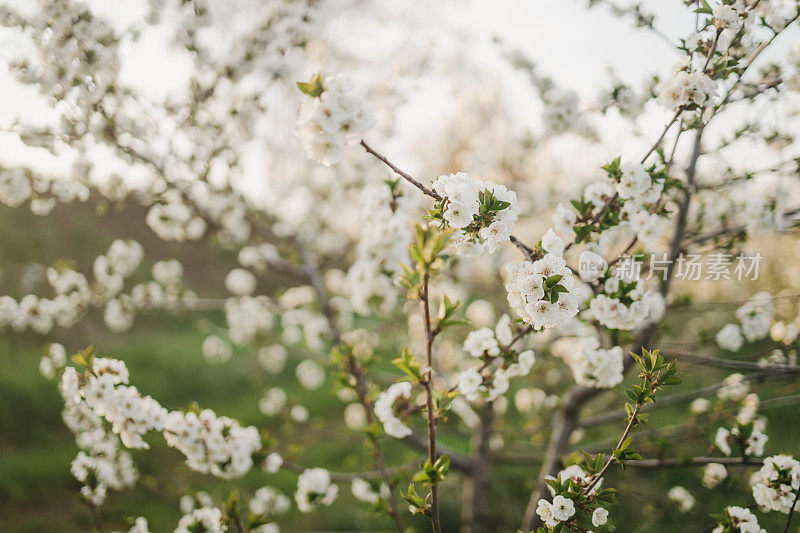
[[667, 486, 696, 512], [432, 172, 520, 254], [258, 344, 288, 374], [712, 2, 745, 31], [718, 373, 750, 402], [505, 232, 580, 330], [115, 516, 151, 533], [463, 325, 502, 358], [224, 268, 257, 296], [344, 183, 416, 315], [458, 315, 535, 402], [558, 336, 624, 388], [295, 359, 326, 390], [703, 462, 728, 489], [550, 160, 669, 258], [75, 357, 169, 449], [351, 477, 390, 505], [750, 454, 800, 514], [48, 359, 139, 505], [713, 505, 765, 533], [737, 393, 762, 426], [225, 295, 275, 345], [96, 239, 144, 288], [542, 88, 581, 133], [735, 292, 774, 342], [201, 335, 233, 364], [535, 495, 576, 529], [60, 354, 263, 480], [258, 385, 310, 425], [38, 342, 67, 379], [548, 464, 602, 495], [716, 292, 774, 350], [238, 243, 282, 272], [259, 387, 288, 417], [716, 323, 745, 352], [279, 305, 330, 351], [0, 166, 90, 214], [8, 2, 800, 531], [249, 485, 291, 518], [374, 381, 413, 438], [164, 408, 262, 479], [714, 423, 768, 457], [263, 451, 284, 474], [0, 240, 135, 334], [297, 75, 375, 166], [0, 240, 195, 336], [615, 162, 661, 202], [657, 63, 718, 110], [69, 425, 139, 506], [0, 167, 32, 207], [617, 162, 667, 246], [175, 506, 225, 533], [295, 467, 339, 513], [146, 193, 207, 242], [588, 274, 665, 331], [526, 465, 611, 525]]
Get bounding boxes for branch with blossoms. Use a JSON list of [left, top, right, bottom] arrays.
[[2, 0, 800, 532]]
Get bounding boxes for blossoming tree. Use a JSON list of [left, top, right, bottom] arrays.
[[1, 0, 800, 532]]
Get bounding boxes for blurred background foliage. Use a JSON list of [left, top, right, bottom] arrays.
[[1, 203, 798, 532]]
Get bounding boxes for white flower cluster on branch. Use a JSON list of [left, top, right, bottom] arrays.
[[297, 75, 375, 166], [374, 382, 413, 438], [431, 172, 520, 254], [750, 454, 800, 514], [457, 315, 535, 402], [504, 244, 580, 330], [57, 353, 264, 482], [295, 467, 339, 513]]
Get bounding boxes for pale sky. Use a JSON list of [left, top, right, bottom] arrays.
[[0, 0, 796, 190]]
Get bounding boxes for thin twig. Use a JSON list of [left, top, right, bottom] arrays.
[[420, 273, 442, 533], [784, 484, 800, 533], [361, 140, 442, 201], [583, 404, 642, 495], [296, 237, 405, 532]]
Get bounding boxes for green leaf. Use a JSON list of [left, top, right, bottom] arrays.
[[296, 73, 325, 97], [544, 274, 563, 288], [391, 346, 423, 382], [434, 455, 451, 475], [71, 346, 95, 368]]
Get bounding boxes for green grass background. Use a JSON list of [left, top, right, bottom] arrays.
[[0, 204, 798, 532]]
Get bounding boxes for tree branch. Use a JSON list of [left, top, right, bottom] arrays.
[[420, 273, 442, 533], [360, 140, 442, 201]]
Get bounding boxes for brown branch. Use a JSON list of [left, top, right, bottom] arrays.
[[282, 461, 413, 482], [716, 13, 800, 111], [295, 237, 405, 532], [668, 351, 800, 374], [463, 402, 495, 533], [523, 112, 703, 532], [404, 431, 473, 473], [583, 403, 642, 495], [360, 140, 442, 201], [362, 139, 542, 261], [626, 456, 763, 468], [640, 107, 684, 165], [579, 372, 792, 429], [420, 273, 442, 533], [784, 483, 800, 533], [684, 206, 800, 246]]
